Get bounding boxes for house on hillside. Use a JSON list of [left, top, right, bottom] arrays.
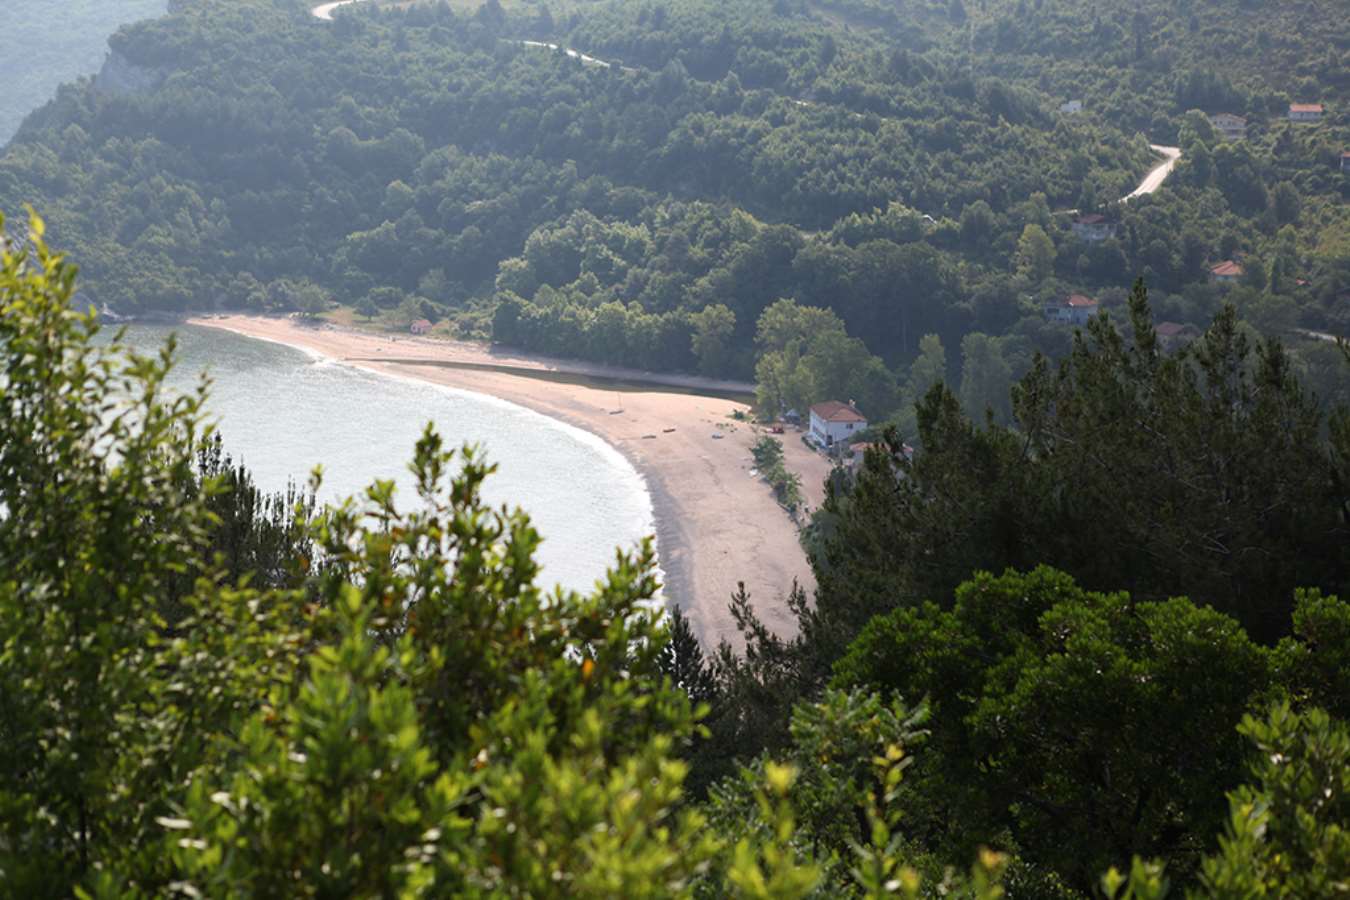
[[846, 441, 914, 471], [1209, 112, 1247, 140], [1155, 321, 1201, 352], [847, 442, 883, 470], [1341, 151, 1350, 172], [1044, 294, 1099, 326], [1070, 213, 1116, 242], [1060, 99, 1083, 115], [1210, 260, 1244, 284], [1289, 103, 1323, 123], [809, 401, 867, 449], [410, 318, 433, 335]]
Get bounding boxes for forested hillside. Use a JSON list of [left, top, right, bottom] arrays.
[[4, 0, 1343, 417], [4, 212, 1349, 897], [3, 1, 1350, 893], [0, 0, 167, 145]]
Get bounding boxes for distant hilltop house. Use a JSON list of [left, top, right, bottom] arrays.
[[1060, 99, 1083, 114], [1210, 260, 1244, 284], [1289, 103, 1323, 123], [1070, 213, 1116, 242], [410, 318, 433, 335], [809, 401, 867, 449], [1209, 112, 1247, 140], [1044, 293, 1099, 326], [1155, 321, 1201, 352], [1341, 151, 1350, 172]]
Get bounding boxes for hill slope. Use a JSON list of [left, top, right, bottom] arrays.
[[0, 0, 1345, 397]]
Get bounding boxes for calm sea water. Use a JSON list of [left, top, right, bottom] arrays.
[[115, 324, 657, 595]]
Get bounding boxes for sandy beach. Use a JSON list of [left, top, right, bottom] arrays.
[[185, 315, 833, 648]]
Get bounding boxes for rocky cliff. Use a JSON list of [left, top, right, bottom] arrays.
[[93, 49, 167, 97]]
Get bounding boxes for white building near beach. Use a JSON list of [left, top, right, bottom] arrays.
[[809, 401, 867, 449]]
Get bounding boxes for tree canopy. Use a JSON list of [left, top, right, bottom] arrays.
[[3, 0, 1342, 401]]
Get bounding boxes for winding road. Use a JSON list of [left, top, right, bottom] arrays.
[[1122, 145, 1182, 202], [310, 2, 628, 69], [516, 39, 624, 69], [310, 0, 367, 20]]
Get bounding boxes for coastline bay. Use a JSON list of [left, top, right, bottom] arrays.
[[117, 323, 658, 598], [184, 316, 827, 647]]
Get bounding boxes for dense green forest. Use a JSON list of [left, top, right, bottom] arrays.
[[2, 0, 1345, 425], [0, 0, 167, 145], [4, 0, 1350, 895], [4, 208, 1350, 895]]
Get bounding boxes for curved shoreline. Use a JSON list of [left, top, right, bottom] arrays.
[[186, 315, 828, 648], [328, 348, 666, 604], [191, 316, 667, 598]]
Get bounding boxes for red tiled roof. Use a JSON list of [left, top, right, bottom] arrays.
[[1074, 213, 1108, 225], [1155, 322, 1194, 338], [1066, 294, 1098, 308], [1211, 261, 1243, 277], [1290, 103, 1323, 113], [810, 401, 867, 423]]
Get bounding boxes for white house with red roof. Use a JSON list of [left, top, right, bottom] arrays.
[[809, 401, 867, 449], [1341, 151, 1350, 172], [1289, 103, 1323, 123], [1044, 294, 1099, 326], [410, 318, 433, 335], [1210, 260, 1244, 284]]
